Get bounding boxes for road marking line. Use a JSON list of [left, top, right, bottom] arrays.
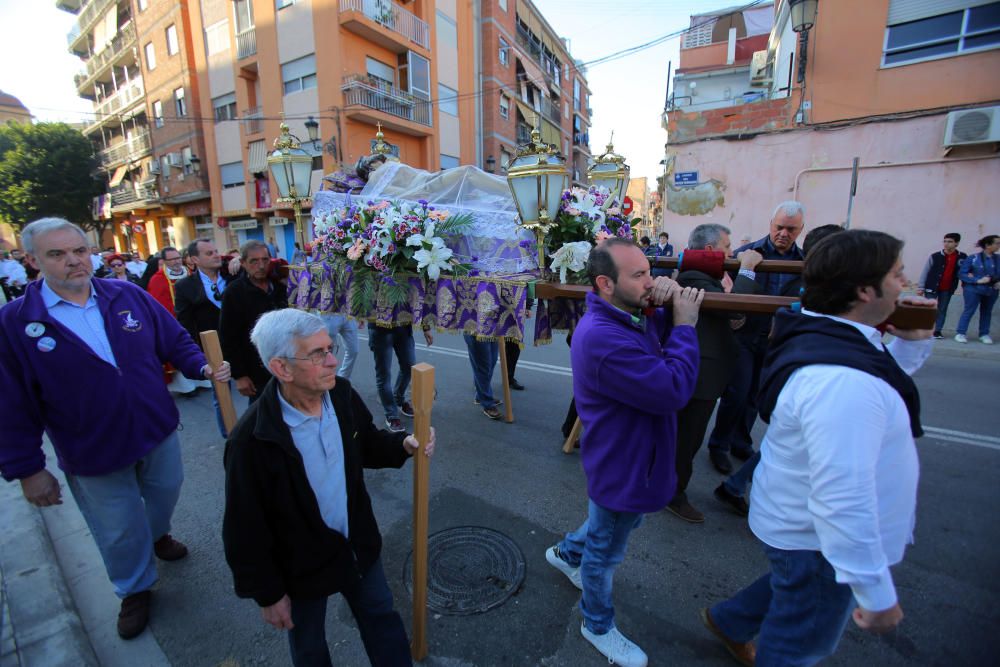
[[922, 426, 1000, 445], [921, 432, 1000, 452]]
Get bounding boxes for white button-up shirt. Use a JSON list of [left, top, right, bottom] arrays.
[[749, 309, 932, 612]]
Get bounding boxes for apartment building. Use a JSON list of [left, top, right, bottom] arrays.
[[479, 0, 592, 184], [660, 0, 1000, 274]]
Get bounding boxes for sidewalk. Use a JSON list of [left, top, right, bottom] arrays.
[[0, 442, 169, 667]]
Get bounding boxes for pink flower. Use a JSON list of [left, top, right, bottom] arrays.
[[347, 239, 367, 261], [428, 210, 449, 221], [595, 231, 611, 241]]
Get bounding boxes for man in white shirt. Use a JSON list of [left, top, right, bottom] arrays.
[[701, 230, 934, 667], [125, 253, 148, 278]]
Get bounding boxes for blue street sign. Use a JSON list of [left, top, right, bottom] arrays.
[[674, 171, 699, 186]]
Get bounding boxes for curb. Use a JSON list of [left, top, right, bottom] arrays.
[[0, 481, 98, 667]]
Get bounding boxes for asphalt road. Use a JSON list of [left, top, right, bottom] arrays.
[[148, 329, 1000, 667]]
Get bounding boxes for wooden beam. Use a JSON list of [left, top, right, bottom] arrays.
[[652, 257, 804, 274], [497, 343, 514, 423], [409, 363, 434, 662], [533, 283, 937, 330], [199, 330, 237, 435]]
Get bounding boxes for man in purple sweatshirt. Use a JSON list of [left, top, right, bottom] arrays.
[[545, 237, 703, 667], [0, 218, 230, 640]]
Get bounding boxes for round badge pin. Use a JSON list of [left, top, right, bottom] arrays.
[[37, 337, 57, 353], [25, 322, 46, 338]]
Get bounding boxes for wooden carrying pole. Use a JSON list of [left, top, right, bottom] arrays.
[[199, 330, 238, 435], [409, 363, 434, 662], [651, 256, 804, 274], [497, 343, 514, 423], [533, 283, 938, 330]]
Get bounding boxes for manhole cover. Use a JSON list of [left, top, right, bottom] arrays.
[[403, 526, 526, 616]]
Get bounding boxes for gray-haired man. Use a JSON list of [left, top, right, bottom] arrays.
[[222, 309, 435, 666]]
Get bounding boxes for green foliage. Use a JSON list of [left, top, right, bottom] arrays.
[[0, 123, 101, 233]]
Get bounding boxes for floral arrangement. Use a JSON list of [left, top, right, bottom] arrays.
[[312, 197, 473, 312], [545, 186, 636, 283]]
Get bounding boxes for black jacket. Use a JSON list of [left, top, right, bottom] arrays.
[[677, 269, 761, 401], [222, 378, 410, 607], [174, 272, 224, 348], [919, 250, 967, 294], [218, 275, 287, 390]]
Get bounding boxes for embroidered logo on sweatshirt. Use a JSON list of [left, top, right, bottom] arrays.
[[119, 310, 142, 332]]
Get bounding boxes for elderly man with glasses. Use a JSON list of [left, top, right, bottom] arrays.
[[223, 309, 435, 667]]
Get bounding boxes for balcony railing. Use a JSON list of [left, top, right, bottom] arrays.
[[340, 0, 430, 50], [342, 74, 432, 127], [98, 130, 151, 167], [236, 27, 257, 59], [537, 96, 560, 125], [515, 25, 561, 90], [110, 181, 159, 208], [88, 80, 145, 132], [75, 22, 137, 93], [242, 107, 263, 134], [68, 0, 119, 51]]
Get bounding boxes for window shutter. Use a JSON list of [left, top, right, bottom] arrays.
[[888, 0, 993, 25]]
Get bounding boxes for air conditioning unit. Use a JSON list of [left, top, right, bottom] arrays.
[[166, 152, 182, 167], [749, 50, 772, 88], [148, 161, 160, 175], [943, 106, 1000, 147]]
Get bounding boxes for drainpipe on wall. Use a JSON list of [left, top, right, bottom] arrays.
[[473, 0, 483, 171]]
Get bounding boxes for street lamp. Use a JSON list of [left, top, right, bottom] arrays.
[[485, 154, 496, 173], [790, 0, 819, 32], [304, 116, 320, 149], [587, 136, 630, 210], [267, 121, 314, 254], [506, 126, 569, 274]]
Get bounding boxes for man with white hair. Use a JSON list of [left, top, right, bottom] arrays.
[[706, 201, 805, 476], [0, 217, 230, 640], [223, 309, 435, 667]]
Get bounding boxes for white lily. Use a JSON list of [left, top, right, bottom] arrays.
[[549, 241, 592, 283], [413, 237, 454, 280], [406, 219, 437, 248]]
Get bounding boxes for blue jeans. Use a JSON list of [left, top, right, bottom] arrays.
[[64, 431, 183, 598], [711, 544, 855, 667], [368, 324, 415, 420], [956, 286, 998, 337], [211, 382, 232, 437], [723, 450, 761, 498], [322, 313, 359, 379], [924, 289, 953, 333], [463, 334, 499, 409], [708, 337, 762, 457], [288, 557, 411, 667], [557, 499, 644, 634]]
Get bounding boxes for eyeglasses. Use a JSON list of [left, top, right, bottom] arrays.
[[286, 344, 340, 365], [110, 262, 125, 267]]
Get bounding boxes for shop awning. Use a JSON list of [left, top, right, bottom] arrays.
[[248, 140, 268, 175], [108, 165, 128, 187]]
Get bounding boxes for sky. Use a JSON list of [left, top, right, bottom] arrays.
[[0, 0, 735, 184]]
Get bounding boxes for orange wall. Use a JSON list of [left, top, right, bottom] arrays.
[[810, 0, 1000, 123], [677, 42, 729, 71]]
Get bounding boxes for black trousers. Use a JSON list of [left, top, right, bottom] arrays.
[[672, 397, 719, 504], [504, 339, 521, 380]]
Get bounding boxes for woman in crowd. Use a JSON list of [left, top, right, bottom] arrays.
[[955, 234, 999, 345], [106, 254, 139, 283]]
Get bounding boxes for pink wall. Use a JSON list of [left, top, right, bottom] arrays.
[[661, 112, 1000, 282]]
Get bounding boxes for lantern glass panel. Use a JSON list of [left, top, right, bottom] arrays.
[[291, 158, 313, 198], [269, 151, 291, 199]]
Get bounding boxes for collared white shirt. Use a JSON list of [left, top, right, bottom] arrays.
[[40, 279, 117, 367], [0, 259, 27, 285], [278, 389, 349, 537], [749, 309, 932, 612], [125, 259, 147, 277], [197, 269, 226, 309]]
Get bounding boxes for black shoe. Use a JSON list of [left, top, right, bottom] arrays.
[[153, 534, 189, 561], [714, 483, 750, 517], [117, 590, 152, 639], [710, 450, 733, 474], [731, 448, 754, 462], [397, 400, 414, 418], [933, 332, 944, 339], [509, 377, 525, 390]]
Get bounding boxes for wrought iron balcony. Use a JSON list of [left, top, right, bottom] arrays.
[[242, 107, 263, 135], [341, 74, 432, 127], [75, 22, 137, 94], [339, 0, 429, 51], [98, 131, 152, 168], [68, 0, 119, 53], [110, 181, 159, 208], [517, 123, 532, 145], [236, 27, 256, 59], [86, 80, 145, 134]]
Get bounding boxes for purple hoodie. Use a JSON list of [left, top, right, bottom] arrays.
[[0, 278, 207, 479], [571, 292, 699, 513]]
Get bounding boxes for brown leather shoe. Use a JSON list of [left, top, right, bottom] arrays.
[[666, 499, 705, 523], [117, 590, 152, 639], [153, 534, 189, 561], [700, 607, 756, 666]]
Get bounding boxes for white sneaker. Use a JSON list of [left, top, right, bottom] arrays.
[[545, 546, 582, 590], [580, 623, 648, 667], [981, 335, 994, 345], [955, 334, 968, 343]]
